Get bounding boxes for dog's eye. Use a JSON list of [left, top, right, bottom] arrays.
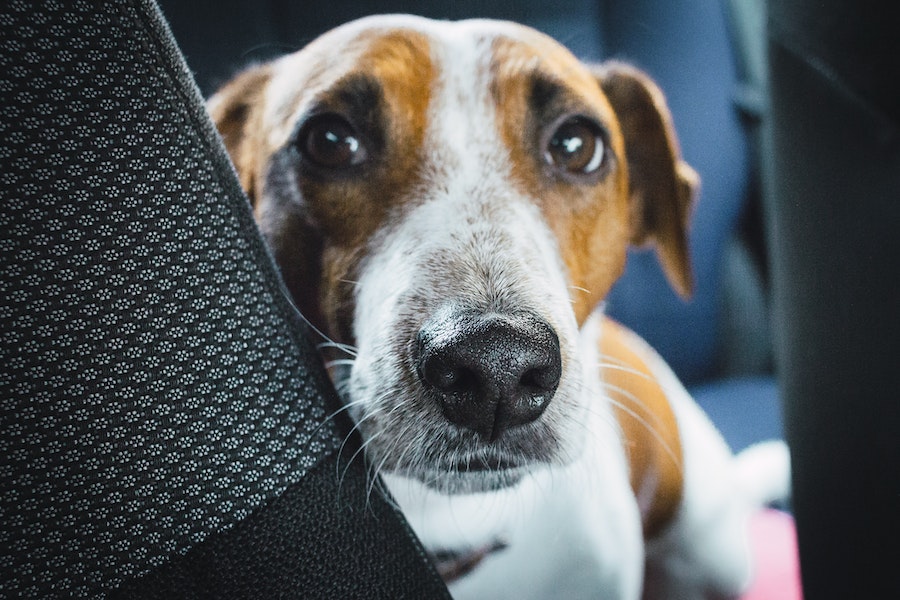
[[299, 114, 368, 169], [544, 117, 607, 177]]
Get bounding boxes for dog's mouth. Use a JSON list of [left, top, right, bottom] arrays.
[[454, 454, 520, 473], [334, 385, 555, 494], [417, 460, 535, 494], [394, 421, 561, 493], [446, 454, 534, 492], [335, 383, 565, 494]]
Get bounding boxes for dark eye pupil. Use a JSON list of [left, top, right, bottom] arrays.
[[302, 116, 366, 169], [546, 118, 605, 175]]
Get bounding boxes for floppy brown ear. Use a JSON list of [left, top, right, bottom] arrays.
[[207, 64, 272, 205], [593, 61, 699, 298]]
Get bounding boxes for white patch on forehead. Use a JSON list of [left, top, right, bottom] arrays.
[[430, 29, 496, 143], [423, 25, 509, 191]]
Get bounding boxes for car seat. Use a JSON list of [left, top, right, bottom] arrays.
[[0, 1, 450, 596]]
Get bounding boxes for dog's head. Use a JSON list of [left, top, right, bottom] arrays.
[[209, 15, 697, 494]]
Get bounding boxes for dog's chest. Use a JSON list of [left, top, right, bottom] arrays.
[[383, 396, 645, 598]]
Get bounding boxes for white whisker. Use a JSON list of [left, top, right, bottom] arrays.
[[309, 394, 369, 438], [324, 358, 358, 370], [601, 382, 683, 471], [317, 340, 359, 358], [335, 404, 384, 481], [365, 417, 423, 508], [281, 295, 359, 359], [596, 354, 655, 382]]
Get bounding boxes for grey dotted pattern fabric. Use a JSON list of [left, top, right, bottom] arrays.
[[1, 0, 339, 596]]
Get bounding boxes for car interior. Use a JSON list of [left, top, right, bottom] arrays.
[[2, 0, 896, 597]]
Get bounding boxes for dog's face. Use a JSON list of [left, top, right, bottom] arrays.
[[210, 15, 696, 494]]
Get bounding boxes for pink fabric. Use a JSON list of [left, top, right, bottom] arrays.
[[741, 510, 803, 600]]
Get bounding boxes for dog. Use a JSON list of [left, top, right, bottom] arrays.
[[208, 15, 790, 599]]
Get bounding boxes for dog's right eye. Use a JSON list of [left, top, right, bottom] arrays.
[[543, 115, 609, 182], [298, 114, 368, 170]]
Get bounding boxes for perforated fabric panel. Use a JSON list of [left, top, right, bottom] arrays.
[[0, 0, 420, 596]]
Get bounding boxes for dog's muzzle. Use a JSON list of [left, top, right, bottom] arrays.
[[415, 311, 562, 442]]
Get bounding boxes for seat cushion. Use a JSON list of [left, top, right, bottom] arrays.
[[691, 376, 784, 452]]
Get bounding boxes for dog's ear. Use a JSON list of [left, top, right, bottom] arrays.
[[207, 64, 272, 205], [593, 61, 698, 298]]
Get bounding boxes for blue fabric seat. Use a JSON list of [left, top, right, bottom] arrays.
[[596, 1, 782, 453], [693, 377, 783, 453]]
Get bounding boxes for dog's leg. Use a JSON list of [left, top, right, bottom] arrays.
[[641, 360, 790, 599]]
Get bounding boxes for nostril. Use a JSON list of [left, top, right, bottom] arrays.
[[508, 359, 560, 429], [451, 368, 480, 395], [520, 364, 560, 393], [418, 355, 452, 390], [419, 357, 479, 396]]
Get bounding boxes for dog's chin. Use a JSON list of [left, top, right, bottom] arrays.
[[407, 465, 532, 495]]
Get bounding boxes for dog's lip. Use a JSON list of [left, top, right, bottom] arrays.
[[454, 455, 520, 472], [409, 457, 534, 493]]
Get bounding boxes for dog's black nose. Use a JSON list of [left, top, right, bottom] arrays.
[[416, 312, 562, 441]]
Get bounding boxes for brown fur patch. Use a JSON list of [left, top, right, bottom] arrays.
[[593, 62, 698, 298], [300, 31, 434, 249], [600, 317, 684, 538], [207, 63, 272, 204], [490, 34, 632, 325], [297, 30, 435, 342], [209, 27, 436, 344]]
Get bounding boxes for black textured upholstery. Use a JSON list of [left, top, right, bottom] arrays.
[[0, 1, 448, 597]]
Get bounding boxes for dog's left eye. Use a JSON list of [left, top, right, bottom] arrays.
[[298, 114, 368, 170], [544, 116, 607, 178]]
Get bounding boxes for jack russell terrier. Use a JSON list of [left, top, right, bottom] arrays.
[[208, 14, 790, 599]]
